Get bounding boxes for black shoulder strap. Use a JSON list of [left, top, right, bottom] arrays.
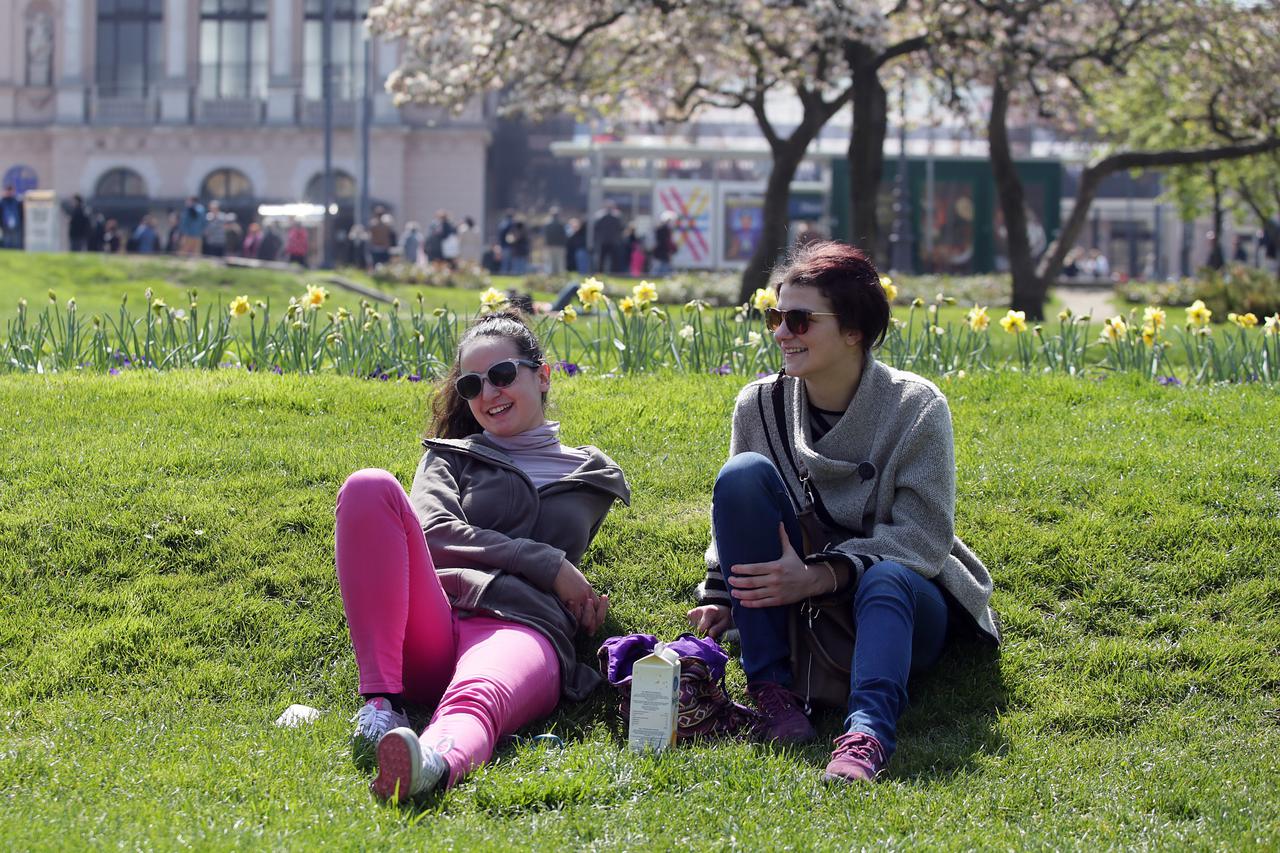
[[772, 373, 849, 535], [756, 377, 801, 509]]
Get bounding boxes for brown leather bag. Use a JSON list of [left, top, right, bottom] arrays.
[[788, 507, 856, 709]]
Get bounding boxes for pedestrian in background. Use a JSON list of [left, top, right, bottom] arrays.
[[0, 186, 23, 249], [68, 194, 91, 252], [286, 220, 309, 267], [179, 197, 206, 256], [542, 207, 567, 275]]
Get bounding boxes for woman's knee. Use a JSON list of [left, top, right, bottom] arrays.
[[855, 561, 916, 604], [338, 468, 401, 506], [713, 452, 779, 499]]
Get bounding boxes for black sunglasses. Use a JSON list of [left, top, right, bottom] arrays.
[[763, 307, 839, 334], [455, 358, 541, 400]]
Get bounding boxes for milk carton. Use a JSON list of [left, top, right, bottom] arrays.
[[627, 644, 681, 751]]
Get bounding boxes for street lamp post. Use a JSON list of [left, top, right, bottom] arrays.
[[890, 79, 914, 274], [321, 0, 335, 269]]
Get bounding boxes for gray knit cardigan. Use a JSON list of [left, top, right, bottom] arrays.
[[698, 356, 1000, 644]]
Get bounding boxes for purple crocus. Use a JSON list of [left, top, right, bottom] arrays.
[[271, 365, 283, 375], [1156, 375, 1182, 387], [554, 360, 580, 376], [710, 364, 732, 376], [108, 367, 120, 376], [407, 374, 422, 383]]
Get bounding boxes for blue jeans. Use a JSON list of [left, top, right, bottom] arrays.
[[712, 452, 950, 757]]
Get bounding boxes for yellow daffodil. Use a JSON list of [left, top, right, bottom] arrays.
[[879, 276, 897, 303], [751, 287, 778, 311], [685, 298, 709, 312], [619, 296, 637, 317], [1228, 311, 1258, 328], [966, 305, 990, 333], [48, 289, 57, 303], [229, 295, 251, 318], [1058, 307, 1073, 322], [1141, 325, 1155, 345], [560, 305, 578, 323], [747, 331, 762, 346], [633, 281, 658, 308], [930, 325, 945, 336], [999, 309, 1026, 334], [151, 298, 167, 314], [911, 297, 925, 308], [1142, 306, 1166, 330], [1186, 299, 1212, 327], [678, 324, 696, 340], [336, 306, 351, 322], [1264, 313, 1280, 335], [1101, 315, 1127, 342], [479, 287, 508, 313], [578, 277, 605, 308], [303, 284, 329, 308]]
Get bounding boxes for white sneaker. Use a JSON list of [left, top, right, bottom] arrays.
[[371, 727, 449, 803], [351, 698, 410, 770]]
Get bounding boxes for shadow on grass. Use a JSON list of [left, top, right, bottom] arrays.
[[888, 639, 1009, 782]]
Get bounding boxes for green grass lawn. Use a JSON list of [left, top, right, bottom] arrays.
[[0, 252, 543, 318], [1, 370, 1277, 848]]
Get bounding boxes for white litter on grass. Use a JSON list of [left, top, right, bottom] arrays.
[[275, 704, 322, 728]]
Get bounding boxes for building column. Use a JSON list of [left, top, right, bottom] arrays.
[[265, 0, 297, 123], [158, 0, 192, 123], [55, 0, 87, 122]]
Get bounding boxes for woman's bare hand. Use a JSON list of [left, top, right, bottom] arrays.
[[728, 523, 823, 608], [685, 604, 732, 638], [553, 559, 608, 634]]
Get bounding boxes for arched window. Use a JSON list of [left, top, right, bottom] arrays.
[[200, 168, 254, 200], [95, 168, 149, 198], [304, 170, 357, 203]]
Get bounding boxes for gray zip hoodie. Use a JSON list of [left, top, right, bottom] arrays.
[[410, 434, 631, 700]]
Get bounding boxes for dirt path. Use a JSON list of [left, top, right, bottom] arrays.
[[1053, 286, 1117, 321]]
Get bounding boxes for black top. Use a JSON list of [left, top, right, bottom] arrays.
[[807, 402, 845, 443]]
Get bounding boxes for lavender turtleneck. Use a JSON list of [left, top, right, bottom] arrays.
[[482, 421, 590, 488]]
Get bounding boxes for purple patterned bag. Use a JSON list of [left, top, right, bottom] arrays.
[[597, 633, 760, 741]]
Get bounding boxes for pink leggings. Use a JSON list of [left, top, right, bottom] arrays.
[[335, 468, 561, 786]]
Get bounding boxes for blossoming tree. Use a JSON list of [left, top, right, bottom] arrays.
[[368, 0, 923, 300], [924, 0, 1280, 318]]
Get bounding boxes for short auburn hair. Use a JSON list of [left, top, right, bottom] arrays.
[[774, 240, 889, 353]]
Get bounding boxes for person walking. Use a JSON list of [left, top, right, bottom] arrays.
[[68, 195, 91, 252], [285, 220, 309, 267], [178, 197, 206, 257], [592, 204, 623, 275], [0, 186, 23, 250], [203, 201, 228, 257], [566, 217, 589, 275], [542, 207, 568, 275], [651, 211, 677, 276]]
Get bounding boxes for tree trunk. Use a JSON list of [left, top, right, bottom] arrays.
[[1036, 139, 1280, 291], [1206, 170, 1225, 270], [739, 141, 808, 302], [987, 81, 1046, 318], [848, 45, 887, 257]]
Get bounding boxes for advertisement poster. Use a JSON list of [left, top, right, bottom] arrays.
[[652, 180, 714, 268], [721, 191, 764, 265]]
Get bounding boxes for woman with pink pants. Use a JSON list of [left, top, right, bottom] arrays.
[[335, 310, 629, 802]]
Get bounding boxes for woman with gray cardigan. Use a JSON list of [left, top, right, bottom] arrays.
[[687, 242, 999, 784], [335, 311, 629, 802]]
